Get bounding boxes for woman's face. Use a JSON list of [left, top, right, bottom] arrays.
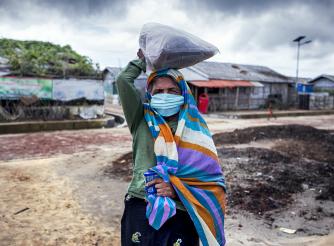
[[150, 77, 181, 96]]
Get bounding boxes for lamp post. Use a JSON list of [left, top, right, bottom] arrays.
[[293, 36, 312, 84]]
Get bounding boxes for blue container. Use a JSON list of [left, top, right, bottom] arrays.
[[297, 83, 313, 93], [144, 170, 160, 195]]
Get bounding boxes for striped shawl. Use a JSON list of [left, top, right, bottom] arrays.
[[143, 69, 226, 246]]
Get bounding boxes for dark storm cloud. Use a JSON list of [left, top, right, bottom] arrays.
[[179, 0, 334, 58], [0, 0, 333, 75], [0, 0, 130, 20], [36, 0, 130, 17], [179, 0, 334, 17]]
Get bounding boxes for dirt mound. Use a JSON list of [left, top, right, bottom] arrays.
[[221, 147, 334, 214], [316, 178, 334, 201], [215, 125, 334, 216], [215, 123, 334, 161], [213, 124, 333, 145], [273, 139, 333, 163], [213, 125, 334, 219], [103, 152, 133, 182], [101, 124, 334, 219]]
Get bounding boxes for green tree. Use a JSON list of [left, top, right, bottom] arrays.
[[0, 38, 101, 78]]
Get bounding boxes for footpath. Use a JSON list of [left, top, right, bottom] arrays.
[[1, 106, 334, 134], [208, 109, 334, 119]]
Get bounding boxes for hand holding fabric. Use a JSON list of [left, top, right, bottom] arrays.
[[146, 178, 176, 198]]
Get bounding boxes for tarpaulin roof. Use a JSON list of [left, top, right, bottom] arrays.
[[192, 61, 291, 83], [188, 80, 254, 88]]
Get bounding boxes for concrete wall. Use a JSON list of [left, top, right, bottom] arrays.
[[0, 116, 115, 134]]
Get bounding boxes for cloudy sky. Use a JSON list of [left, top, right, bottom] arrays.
[[0, 0, 333, 78]]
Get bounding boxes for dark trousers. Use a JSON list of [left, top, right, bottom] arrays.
[[121, 195, 199, 246]]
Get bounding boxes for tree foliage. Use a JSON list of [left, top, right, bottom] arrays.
[[0, 38, 101, 78]]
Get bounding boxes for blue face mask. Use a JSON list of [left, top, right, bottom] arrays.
[[150, 93, 184, 117]]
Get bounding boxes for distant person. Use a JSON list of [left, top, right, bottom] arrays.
[[116, 49, 226, 246], [267, 102, 277, 120]]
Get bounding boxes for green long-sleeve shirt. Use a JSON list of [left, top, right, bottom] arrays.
[[116, 59, 184, 210]]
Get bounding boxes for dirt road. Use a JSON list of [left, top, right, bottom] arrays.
[[1, 115, 333, 245], [0, 128, 132, 245], [205, 114, 334, 133]]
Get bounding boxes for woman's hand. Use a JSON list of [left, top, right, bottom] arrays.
[[146, 178, 176, 198], [137, 49, 145, 61]]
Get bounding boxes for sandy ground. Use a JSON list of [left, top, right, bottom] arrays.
[[0, 158, 121, 245], [0, 115, 334, 245], [205, 114, 334, 133], [0, 128, 131, 245]]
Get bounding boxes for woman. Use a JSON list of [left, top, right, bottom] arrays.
[[116, 50, 226, 246]]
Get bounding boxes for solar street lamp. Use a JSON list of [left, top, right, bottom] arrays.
[[293, 36, 312, 83]]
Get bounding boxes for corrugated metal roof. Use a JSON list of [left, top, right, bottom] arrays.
[[287, 76, 311, 83], [188, 80, 254, 88], [179, 67, 208, 80], [191, 61, 291, 83], [308, 74, 334, 83], [103, 61, 294, 85]]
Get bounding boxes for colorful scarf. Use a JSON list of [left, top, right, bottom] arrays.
[[143, 69, 226, 246]]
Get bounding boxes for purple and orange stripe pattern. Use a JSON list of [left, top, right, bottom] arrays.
[[144, 69, 226, 246]]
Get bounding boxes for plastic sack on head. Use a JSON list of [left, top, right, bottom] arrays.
[[139, 23, 219, 72]]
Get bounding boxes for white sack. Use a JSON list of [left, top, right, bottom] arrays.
[[139, 23, 219, 71]]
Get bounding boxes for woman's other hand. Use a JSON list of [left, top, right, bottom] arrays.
[[146, 178, 176, 198]]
